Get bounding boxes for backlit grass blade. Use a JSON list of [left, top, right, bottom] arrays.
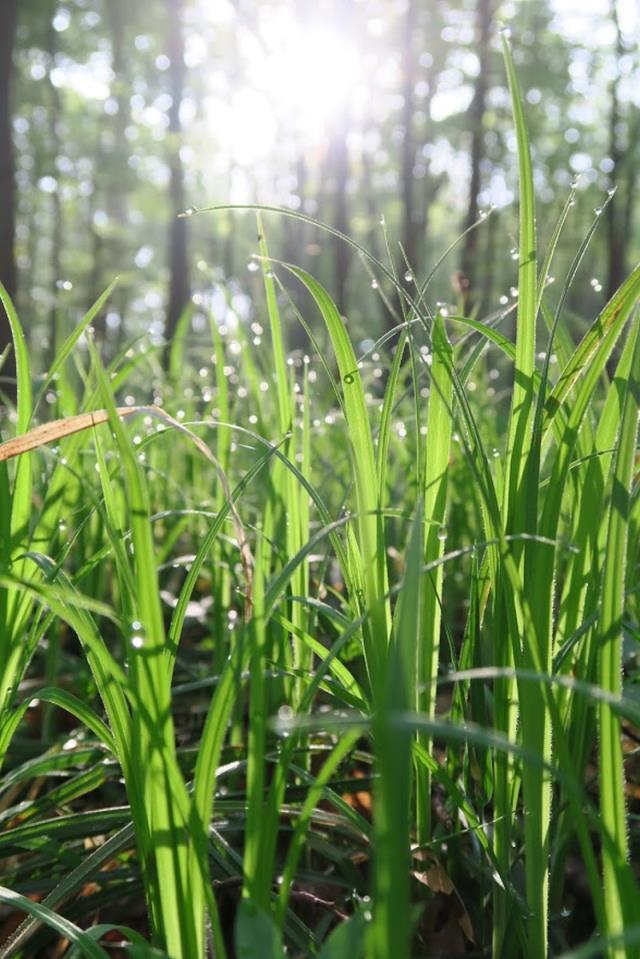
[[544, 263, 640, 430], [280, 265, 390, 692], [0, 285, 34, 705], [501, 29, 537, 533], [90, 344, 207, 958], [416, 313, 453, 844], [499, 31, 544, 959], [597, 317, 640, 956]]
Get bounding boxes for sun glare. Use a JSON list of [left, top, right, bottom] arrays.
[[264, 25, 359, 130], [224, 13, 361, 164]]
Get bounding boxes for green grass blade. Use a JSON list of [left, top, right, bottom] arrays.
[[597, 317, 640, 955], [0, 886, 111, 959]]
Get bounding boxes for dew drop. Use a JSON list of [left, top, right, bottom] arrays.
[[371, 279, 379, 290], [437, 525, 448, 542], [593, 206, 603, 216], [403, 270, 414, 283], [247, 260, 259, 273], [510, 247, 519, 261]]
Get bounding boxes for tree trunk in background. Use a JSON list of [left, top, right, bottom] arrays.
[[326, 0, 355, 316], [401, 0, 418, 277], [47, 17, 63, 365], [362, 147, 391, 333], [621, 111, 639, 259], [459, 0, 493, 311], [329, 131, 349, 314], [104, 0, 131, 338], [606, 0, 626, 300], [0, 0, 18, 401], [164, 0, 190, 363]]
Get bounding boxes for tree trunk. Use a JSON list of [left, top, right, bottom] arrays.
[[46, 17, 63, 366], [621, 111, 639, 258], [328, 128, 349, 315], [606, 0, 626, 300], [401, 0, 418, 277], [0, 0, 18, 399], [459, 0, 494, 310], [326, 0, 355, 316], [104, 0, 131, 338], [164, 0, 190, 363]]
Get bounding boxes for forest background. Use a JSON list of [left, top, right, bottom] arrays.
[[0, 0, 638, 375]]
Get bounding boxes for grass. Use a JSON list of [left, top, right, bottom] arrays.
[[0, 35, 639, 959]]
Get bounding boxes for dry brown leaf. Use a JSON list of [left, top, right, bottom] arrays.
[[0, 405, 255, 617], [0, 408, 136, 462], [414, 864, 454, 895], [459, 909, 476, 943]]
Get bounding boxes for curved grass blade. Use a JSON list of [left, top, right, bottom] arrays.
[[0, 887, 110, 959]]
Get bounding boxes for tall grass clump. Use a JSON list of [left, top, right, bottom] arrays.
[[0, 30, 639, 959]]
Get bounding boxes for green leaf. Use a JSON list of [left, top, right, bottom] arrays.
[[317, 910, 368, 959], [235, 900, 286, 959]]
